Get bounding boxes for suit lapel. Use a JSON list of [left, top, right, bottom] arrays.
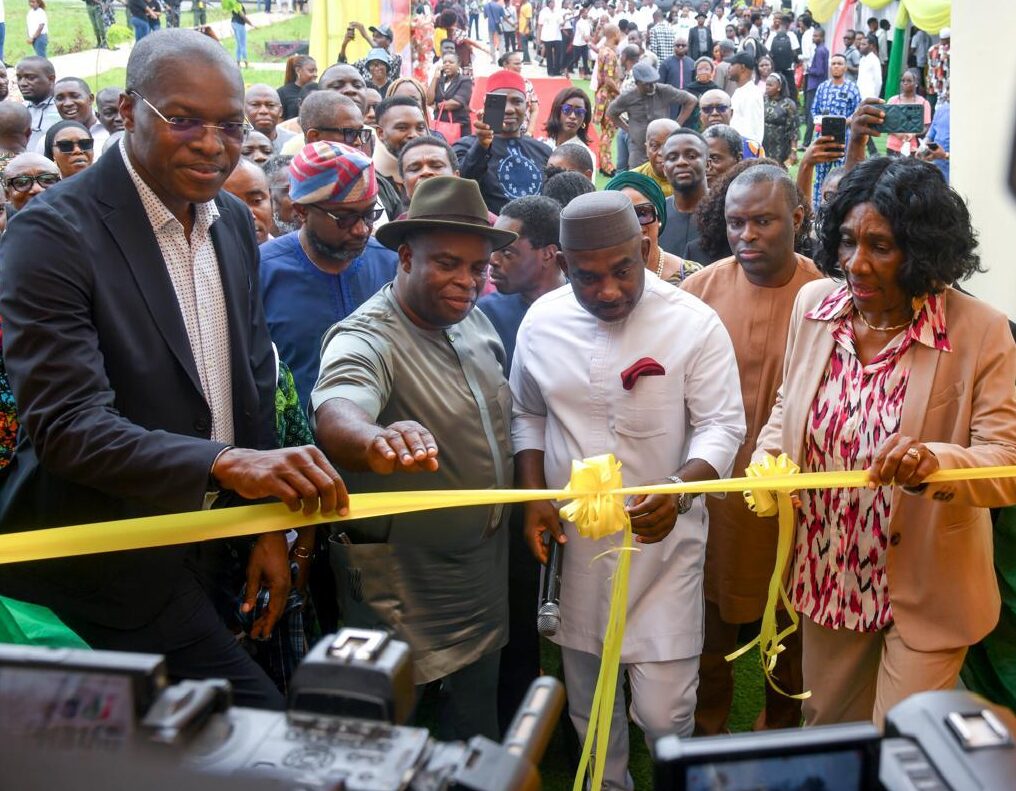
[[99, 153, 204, 396], [892, 341, 941, 512], [788, 316, 836, 463], [210, 206, 257, 440]]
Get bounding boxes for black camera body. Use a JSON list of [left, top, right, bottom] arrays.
[[653, 689, 1016, 790], [0, 629, 563, 791]]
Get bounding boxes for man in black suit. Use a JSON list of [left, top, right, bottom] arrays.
[[0, 30, 348, 709], [687, 12, 714, 61]]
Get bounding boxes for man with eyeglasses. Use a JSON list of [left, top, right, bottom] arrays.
[[0, 30, 348, 712], [2, 152, 60, 216], [244, 84, 296, 155], [259, 141, 397, 409], [312, 175, 517, 742], [607, 61, 696, 169], [699, 87, 765, 159], [15, 55, 60, 153]]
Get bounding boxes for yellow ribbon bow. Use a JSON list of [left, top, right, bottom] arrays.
[[559, 454, 635, 791], [728, 452, 811, 701]]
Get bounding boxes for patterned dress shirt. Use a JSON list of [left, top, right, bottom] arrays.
[[120, 140, 234, 444], [794, 285, 951, 632]]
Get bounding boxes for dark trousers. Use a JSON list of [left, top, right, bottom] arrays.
[[544, 40, 563, 75], [64, 571, 285, 711], [803, 88, 817, 145], [570, 44, 590, 75], [86, 3, 107, 47], [503, 30, 517, 51], [520, 32, 531, 62], [419, 650, 501, 741], [695, 599, 803, 734], [779, 67, 798, 101], [468, 12, 480, 39], [497, 506, 541, 736]]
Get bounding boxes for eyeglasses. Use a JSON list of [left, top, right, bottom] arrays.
[[310, 204, 384, 230], [53, 138, 94, 154], [131, 92, 252, 141], [5, 172, 60, 192], [560, 103, 587, 118], [701, 103, 730, 115], [312, 127, 374, 146], [633, 202, 658, 226]]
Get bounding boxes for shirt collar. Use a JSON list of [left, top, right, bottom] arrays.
[[806, 283, 952, 352], [119, 137, 220, 235]]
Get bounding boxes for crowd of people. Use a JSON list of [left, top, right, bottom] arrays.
[[0, 3, 1010, 791]]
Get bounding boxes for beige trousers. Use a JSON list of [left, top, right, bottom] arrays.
[[801, 616, 967, 728]]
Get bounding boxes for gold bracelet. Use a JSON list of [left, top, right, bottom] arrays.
[[292, 546, 313, 559]]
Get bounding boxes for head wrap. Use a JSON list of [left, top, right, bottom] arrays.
[[605, 170, 668, 232], [43, 120, 91, 162], [288, 141, 378, 205], [485, 69, 527, 95], [559, 191, 642, 251]]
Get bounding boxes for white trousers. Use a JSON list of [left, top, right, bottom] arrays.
[[562, 647, 699, 791]]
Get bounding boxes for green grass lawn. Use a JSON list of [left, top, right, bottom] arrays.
[[85, 66, 286, 93], [2, 0, 237, 64]]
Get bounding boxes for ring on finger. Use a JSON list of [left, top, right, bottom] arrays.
[[905, 447, 921, 462]]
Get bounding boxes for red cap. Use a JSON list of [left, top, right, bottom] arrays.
[[486, 69, 527, 94]]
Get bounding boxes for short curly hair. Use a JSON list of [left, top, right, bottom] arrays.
[[694, 157, 812, 262], [816, 157, 981, 297]]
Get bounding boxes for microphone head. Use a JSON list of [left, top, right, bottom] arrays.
[[537, 602, 560, 637]]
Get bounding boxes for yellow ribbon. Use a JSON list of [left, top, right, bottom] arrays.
[[727, 453, 811, 700], [3, 457, 1016, 791]]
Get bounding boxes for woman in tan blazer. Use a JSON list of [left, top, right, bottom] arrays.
[[755, 157, 1016, 727]]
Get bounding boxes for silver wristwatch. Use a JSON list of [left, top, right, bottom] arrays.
[[666, 475, 696, 515]]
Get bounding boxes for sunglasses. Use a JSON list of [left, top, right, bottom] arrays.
[[132, 91, 252, 141], [701, 103, 730, 115], [633, 202, 658, 226], [560, 103, 587, 118], [310, 204, 384, 230], [54, 138, 94, 154], [313, 127, 374, 146], [5, 172, 60, 192]]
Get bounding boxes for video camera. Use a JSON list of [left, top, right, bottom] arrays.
[[0, 628, 564, 791], [653, 689, 1016, 790]]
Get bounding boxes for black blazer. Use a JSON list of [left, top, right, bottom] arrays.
[[687, 26, 714, 61], [0, 147, 277, 630]]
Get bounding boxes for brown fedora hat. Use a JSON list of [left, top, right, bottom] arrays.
[[375, 176, 518, 251]]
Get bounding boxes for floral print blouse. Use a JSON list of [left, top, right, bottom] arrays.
[[793, 285, 951, 632]]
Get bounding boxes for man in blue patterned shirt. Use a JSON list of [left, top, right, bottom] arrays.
[[810, 53, 860, 208]]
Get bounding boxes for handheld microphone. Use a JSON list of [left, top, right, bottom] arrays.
[[537, 536, 563, 637]]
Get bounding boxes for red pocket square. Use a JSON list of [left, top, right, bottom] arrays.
[[620, 357, 666, 391]]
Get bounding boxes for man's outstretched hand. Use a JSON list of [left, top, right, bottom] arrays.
[[211, 446, 350, 516]]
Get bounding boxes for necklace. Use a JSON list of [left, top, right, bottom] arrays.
[[654, 246, 664, 278], [855, 310, 912, 333]]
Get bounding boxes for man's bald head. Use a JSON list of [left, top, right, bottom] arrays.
[[0, 103, 32, 152], [4, 152, 61, 211], [96, 87, 125, 134], [300, 92, 360, 132], [244, 83, 284, 137], [16, 56, 54, 79], [699, 88, 732, 127], [125, 28, 241, 98], [319, 64, 368, 112], [728, 164, 797, 210], [645, 118, 680, 178]]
